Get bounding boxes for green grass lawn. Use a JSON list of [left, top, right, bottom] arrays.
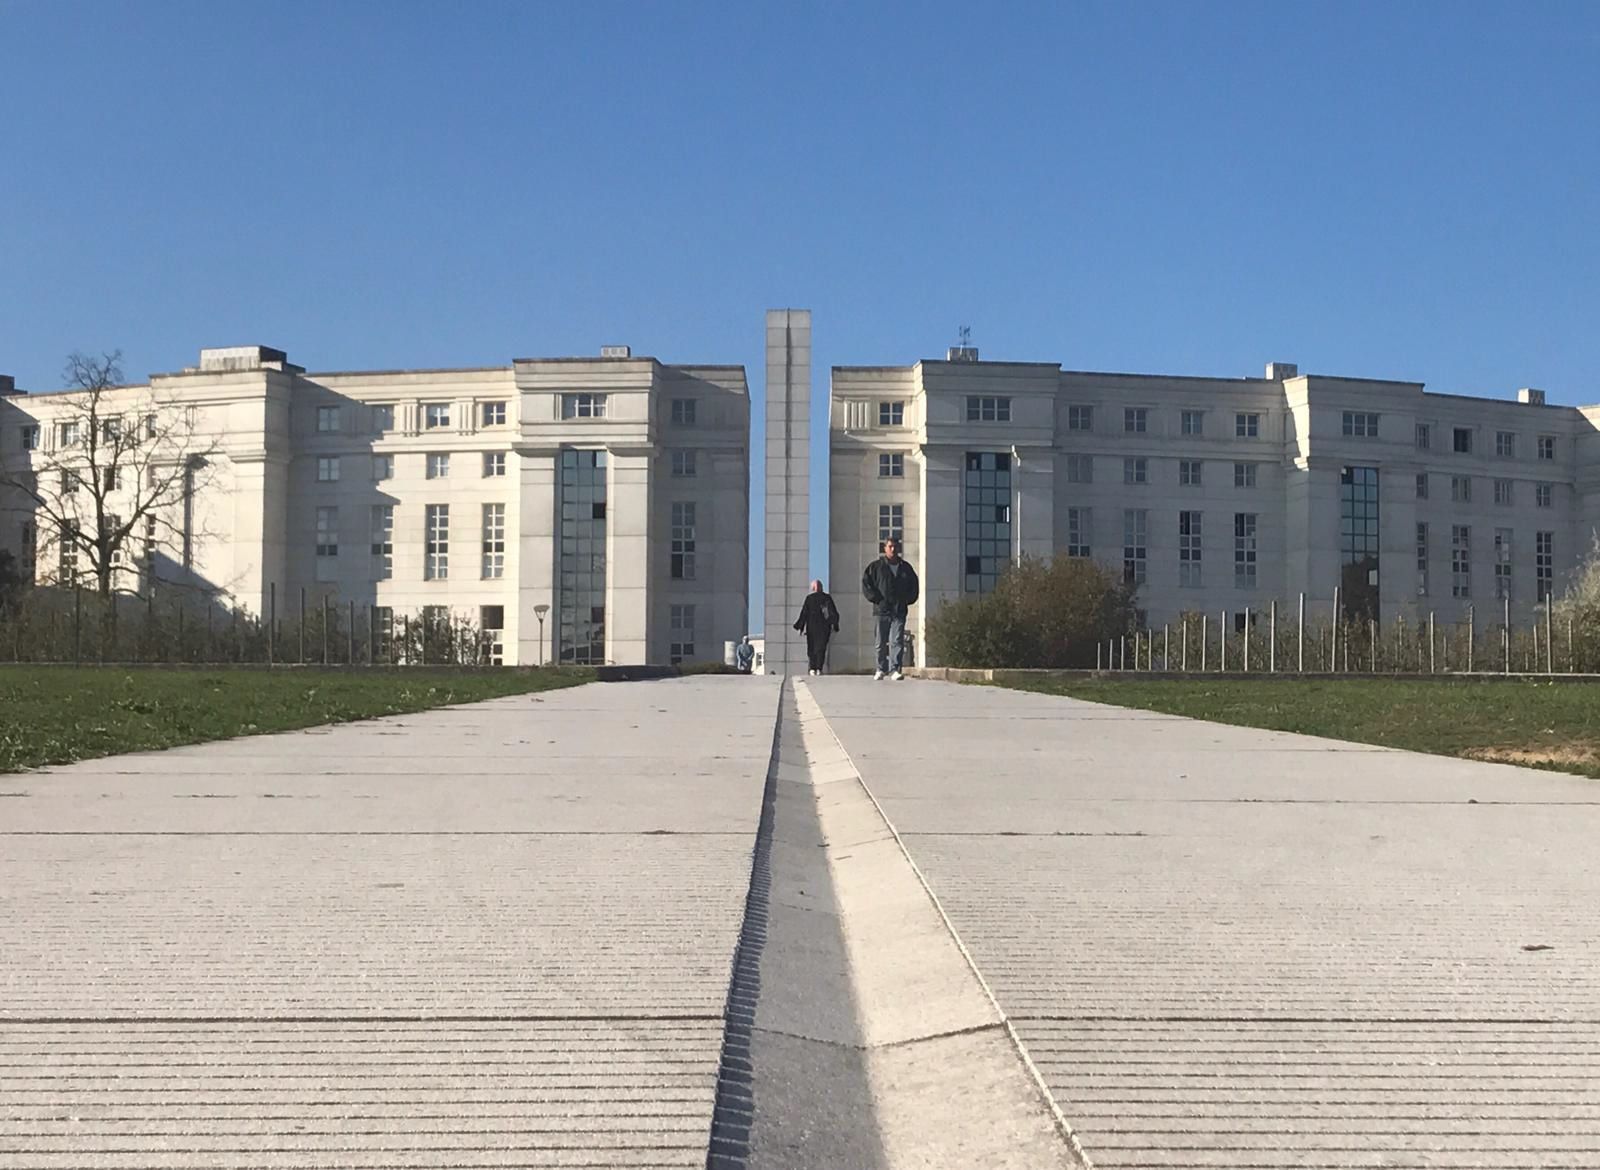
[[996, 676, 1600, 778], [0, 666, 593, 773]]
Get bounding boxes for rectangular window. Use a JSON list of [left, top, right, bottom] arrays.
[[1179, 511, 1203, 587], [1416, 522, 1429, 597], [101, 416, 122, 443], [1536, 531, 1554, 602], [425, 504, 449, 580], [1066, 507, 1090, 558], [1124, 407, 1148, 434], [1067, 405, 1093, 432], [1340, 466, 1381, 622], [1451, 525, 1471, 598], [103, 466, 121, 492], [481, 401, 507, 427], [670, 502, 696, 580], [1122, 509, 1147, 586], [61, 469, 80, 495], [1123, 457, 1147, 485], [372, 404, 395, 432], [370, 505, 394, 581], [1415, 422, 1431, 450], [481, 502, 506, 579], [1179, 459, 1203, 486], [1536, 482, 1553, 508], [670, 398, 697, 426], [372, 454, 394, 481], [1451, 475, 1471, 503], [1066, 454, 1093, 483], [878, 401, 905, 427], [1416, 472, 1429, 500], [1453, 426, 1473, 454], [965, 396, 1011, 422], [1234, 513, 1257, 589], [1538, 435, 1556, 461], [58, 521, 78, 584], [669, 604, 696, 666], [1235, 412, 1260, 438], [20, 521, 37, 582], [1494, 528, 1513, 600], [1234, 462, 1257, 489], [878, 503, 904, 545], [20, 425, 39, 450], [1496, 431, 1516, 458], [963, 451, 1012, 594], [878, 453, 904, 478], [1494, 478, 1513, 506], [480, 605, 505, 665], [671, 450, 697, 477], [424, 403, 452, 429], [427, 453, 450, 479], [482, 452, 506, 478], [1342, 411, 1380, 437], [58, 422, 80, 447], [316, 456, 340, 482], [562, 393, 607, 419], [1181, 410, 1204, 436], [316, 406, 340, 433], [315, 506, 339, 559]]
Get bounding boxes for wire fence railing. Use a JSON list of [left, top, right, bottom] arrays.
[[1098, 595, 1595, 676], [0, 585, 504, 667]]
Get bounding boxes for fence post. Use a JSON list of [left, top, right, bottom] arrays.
[[1568, 617, 1574, 673], [1243, 608, 1251, 673], [1369, 619, 1376, 674], [1119, 635, 1126, 671], [1429, 611, 1436, 673], [268, 583, 276, 667], [1181, 616, 1189, 672], [1201, 614, 1209, 672], [1503, 598, 1511, 675], [1297, 593, 1305, 673], [298, 587, 306, 665], [1269, 601, 1277, 673], [322, 594, 330, 665], [1163, 624, 1170, 672], [1467, 605, 1475, 673], [1097, 642, 1102, 671], [1546, 604, 1554, 674]]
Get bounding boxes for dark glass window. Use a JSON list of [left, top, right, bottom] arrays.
[[558, 449, 607, 664], [1340, 465, 1380, 621], [963, 451, 1011, 594]]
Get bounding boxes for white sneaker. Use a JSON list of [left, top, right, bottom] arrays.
[[891, 671, 904, 681], [873, 669, 885, 680]]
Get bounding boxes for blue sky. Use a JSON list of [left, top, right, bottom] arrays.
[[3, 1, 1597, 619]]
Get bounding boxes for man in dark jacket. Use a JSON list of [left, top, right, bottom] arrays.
[[793, 579, 840, 675], [861, 537, 919, 680]]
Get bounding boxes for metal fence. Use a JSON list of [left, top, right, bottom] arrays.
[[0, 585, 499, 667], [1098, 594, 1591, 676]]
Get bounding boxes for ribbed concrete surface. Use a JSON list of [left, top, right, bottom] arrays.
[[809, 678, 1600, 1170], [0, 678, 776, 1169]]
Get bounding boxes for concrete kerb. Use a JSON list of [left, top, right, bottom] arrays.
[[907, 666, 1600, 684]]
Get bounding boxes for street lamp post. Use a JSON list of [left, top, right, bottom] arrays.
[[533, 603, 550, 666]]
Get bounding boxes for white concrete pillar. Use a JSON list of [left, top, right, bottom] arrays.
[[763, 309, 810, 674], [607, 448, 652, 665], [515, 446, 557, 665]]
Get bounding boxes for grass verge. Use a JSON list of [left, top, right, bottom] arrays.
[[0, 666, 594, 773], [996, 676, 1600, 779]]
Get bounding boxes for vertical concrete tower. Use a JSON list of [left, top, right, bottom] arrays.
[[763, 309, 811, 674]]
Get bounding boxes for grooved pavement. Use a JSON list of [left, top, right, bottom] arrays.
[[0, 678, 777, 1169], [808, 678, 1600, 1170]]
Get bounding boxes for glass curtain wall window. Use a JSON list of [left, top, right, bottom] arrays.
[[963, 451, 1012, 594], [1340, 466, 1380, 621], [559, 450, 607, 664]]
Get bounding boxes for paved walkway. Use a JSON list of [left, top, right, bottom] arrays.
[[807, 677, 1600, 1170], [4, 674, 1599, 1168]]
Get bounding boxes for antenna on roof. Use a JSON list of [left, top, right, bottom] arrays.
[[948, 325, 979, 362]]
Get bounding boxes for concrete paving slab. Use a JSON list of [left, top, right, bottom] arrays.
[[0, 676, 777, 1169], [809, 677, 1600, 1170]]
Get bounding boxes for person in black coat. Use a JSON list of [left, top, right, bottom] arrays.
[[861, 537, 919, 680], [793, 579, 840, 675]]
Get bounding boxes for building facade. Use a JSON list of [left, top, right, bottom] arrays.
[[0, 345, 749, 666], [830, 352, 1600, 671]]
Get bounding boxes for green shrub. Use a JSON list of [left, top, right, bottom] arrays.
[[927, 556, 1138, 668]]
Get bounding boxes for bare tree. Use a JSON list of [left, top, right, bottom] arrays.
[[0, 351, 220, 596]]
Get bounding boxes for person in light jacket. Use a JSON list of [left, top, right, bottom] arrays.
[[792, 579, 840, 675], [860, 537, 919, 680]]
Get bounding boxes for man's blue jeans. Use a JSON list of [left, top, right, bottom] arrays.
[[875, 613, 906, 673]]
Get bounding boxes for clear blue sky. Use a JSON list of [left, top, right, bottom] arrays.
[[3, 1, 1597, 622]]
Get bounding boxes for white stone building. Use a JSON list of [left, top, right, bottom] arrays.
[[829, 351, 1600, 671], [0, 346, 749, 666]]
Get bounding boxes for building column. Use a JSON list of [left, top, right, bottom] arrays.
[[917, 445, 963, 667], [606, 448, 652, 665], [763, 308, 810, 675], [515, 446, 557, 666]]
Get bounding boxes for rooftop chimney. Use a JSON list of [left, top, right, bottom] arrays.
[[1517, 388, 1547, 407], [194, 345, 293, 372], [600, 345, 631, 358], [1265, 361, 1298, 380], [0, 375, 16, 395], [947, 346, 980, 362]]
